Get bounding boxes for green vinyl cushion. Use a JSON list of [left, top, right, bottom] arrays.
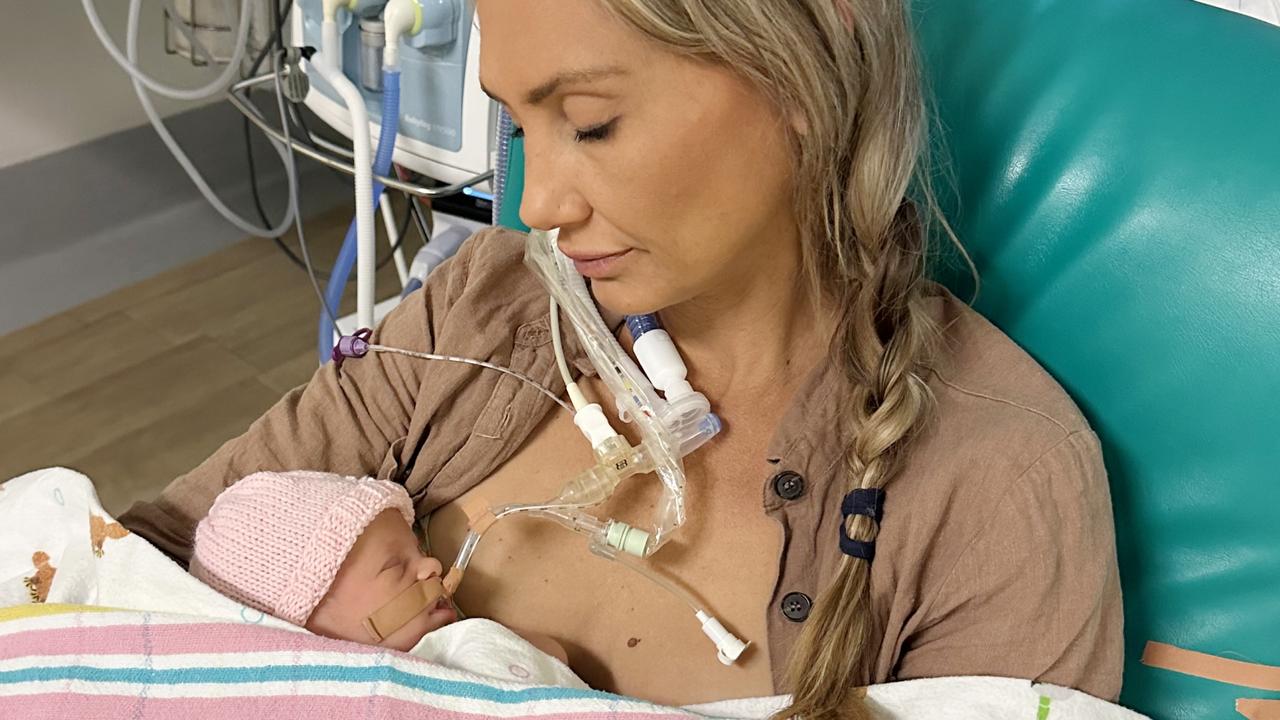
[[913, 1, 1280, 718]]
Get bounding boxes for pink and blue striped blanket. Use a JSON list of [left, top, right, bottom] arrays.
[[0, 603, 710, 720]]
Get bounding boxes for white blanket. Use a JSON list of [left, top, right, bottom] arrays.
[[1, 467, 1148, 719]]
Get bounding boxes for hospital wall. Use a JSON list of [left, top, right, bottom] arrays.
[[0, 4, 349, 336]]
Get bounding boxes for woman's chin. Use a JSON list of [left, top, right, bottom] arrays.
[[589, 277, 667, 319]]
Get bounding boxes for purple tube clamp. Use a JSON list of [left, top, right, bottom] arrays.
[[332, 328, 374, 368]]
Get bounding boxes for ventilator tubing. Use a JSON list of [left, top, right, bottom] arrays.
[[316, 64, 400, 362], [447, 229, 724, 571]]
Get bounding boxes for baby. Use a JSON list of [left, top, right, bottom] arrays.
[[189, 471, 584, 688]]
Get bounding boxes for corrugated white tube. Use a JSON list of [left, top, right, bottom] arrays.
[[309, 49, 376, 328], [322, 19, 342, 71]]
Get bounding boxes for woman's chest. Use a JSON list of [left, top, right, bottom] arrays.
[[426, 384, 786, 704]]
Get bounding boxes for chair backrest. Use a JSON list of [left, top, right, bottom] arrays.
[[914, 1, 1280, 717]]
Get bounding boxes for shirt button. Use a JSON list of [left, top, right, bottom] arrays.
[[772, 471, 806, 501], [781, 591, 812, 622]]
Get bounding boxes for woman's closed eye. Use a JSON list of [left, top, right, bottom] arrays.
[[574, 118, 617, 143], [507, 119, 617, 143]]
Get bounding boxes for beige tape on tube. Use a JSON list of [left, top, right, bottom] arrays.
[[361, 576, 446, 643], [442, 566, 464, 595], [1142, 641, 1280, 691], [458, 494, 497, 535], [1237, 698, 1280, 720]]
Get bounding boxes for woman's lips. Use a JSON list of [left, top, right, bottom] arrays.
[[563, 249, 633, 279]]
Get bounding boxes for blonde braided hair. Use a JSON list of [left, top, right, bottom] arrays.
[[597, 0, 966, 717]]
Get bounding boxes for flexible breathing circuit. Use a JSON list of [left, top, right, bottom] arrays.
[[315, 0, 423, 360]]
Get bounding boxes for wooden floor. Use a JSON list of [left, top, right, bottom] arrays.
[[0, 205, 409, 516]]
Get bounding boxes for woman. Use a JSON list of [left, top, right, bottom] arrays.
[[120, 0, 1124, 717]]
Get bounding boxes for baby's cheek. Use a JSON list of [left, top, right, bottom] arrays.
[[306, 603, 364, 643]]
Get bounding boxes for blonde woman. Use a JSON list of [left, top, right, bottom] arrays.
[[121, 1, 1123, 717]]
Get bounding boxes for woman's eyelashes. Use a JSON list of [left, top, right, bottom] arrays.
[[508, 119, 617, 143], [574, 118, 617, 143]]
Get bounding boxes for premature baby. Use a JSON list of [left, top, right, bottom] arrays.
[[189, 471, 584, 688]]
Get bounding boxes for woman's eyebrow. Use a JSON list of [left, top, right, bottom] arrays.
[[481, 65, 627, 107]]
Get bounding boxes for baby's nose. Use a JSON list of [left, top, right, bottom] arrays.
[[415, 554, 444, 581]]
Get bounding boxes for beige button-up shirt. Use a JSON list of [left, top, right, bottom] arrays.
[[120, 227, 1123, 699]]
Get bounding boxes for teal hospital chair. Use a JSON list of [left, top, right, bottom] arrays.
[[495, 1, 1280, 717], [915, 1, 1279, 718]]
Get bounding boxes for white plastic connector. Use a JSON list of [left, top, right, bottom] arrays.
[[382, 0, 422, 69], [573, 403, 619, 448], [605, 521, 651, 557], [632, 328, 711, 432], [696, 610, 749, 666], [633, 329, 694, 399]]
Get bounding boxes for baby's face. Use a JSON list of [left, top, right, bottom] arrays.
[[305, 509, 457, 651]]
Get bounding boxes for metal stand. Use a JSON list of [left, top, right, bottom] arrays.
[[226, 72, 494, 200]]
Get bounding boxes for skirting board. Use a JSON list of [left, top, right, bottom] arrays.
[[0, 101, 352, 336]]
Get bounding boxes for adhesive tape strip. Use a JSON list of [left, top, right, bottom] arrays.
[[361, 576, 445, 643], [1142, 641, 1280, 691], [458, 494, 497, 535]]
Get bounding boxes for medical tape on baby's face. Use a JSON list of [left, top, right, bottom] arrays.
[[361, 576, 446, 643]]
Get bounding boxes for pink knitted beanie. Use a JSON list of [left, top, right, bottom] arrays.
[[190, 470, 415, 625]]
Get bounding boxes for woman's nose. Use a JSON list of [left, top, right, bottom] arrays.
[[518, 138, 591, 231], [415, 554, 444, 581]]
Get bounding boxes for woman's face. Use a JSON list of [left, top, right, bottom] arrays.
[[476, 0, 800, 316]]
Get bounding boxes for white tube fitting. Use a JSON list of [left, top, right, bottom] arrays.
[[633, 329, 695, 401], [606, 521, 650, 557], [695, 610, 749, 666], [382, 0, 422, 69], [573, 404, 619, 448], [308, 50, 376, 329]]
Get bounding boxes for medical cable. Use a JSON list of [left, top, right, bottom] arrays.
[[272, 47, 339, 334], [123, 0, 299, 239], [245, 112, 416, 279], [550, 297, 625, 447], [246, 0, 356, 171], [86, 0, 253, 101], [382, 196, 410, 287], [550, 298, 582, 408], [435, 495, 750, 665], [400, 165, 435, 242], [596, 544, 745, 663], [363, 344, 573, 413]]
